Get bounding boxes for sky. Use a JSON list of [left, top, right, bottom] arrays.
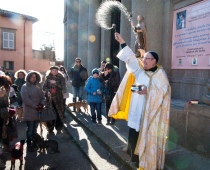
[[0, 0, 64, 60]]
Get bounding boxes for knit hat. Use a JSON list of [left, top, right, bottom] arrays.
[[50, 66, 59, 70], [92, 68, 99, 74], [148, 51, 159, 63]]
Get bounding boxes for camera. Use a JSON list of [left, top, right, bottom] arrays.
[[131, 84, 142, 92]]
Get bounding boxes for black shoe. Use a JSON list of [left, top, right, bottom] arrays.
[[97, 121, 102, 125], [110, 121, 115, 125], [110, 118, 115, 125], [130, 161, 138, 168], [106, 122, 110, 125]]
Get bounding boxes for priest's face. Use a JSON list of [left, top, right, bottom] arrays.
[[143, 53, 156, 70]]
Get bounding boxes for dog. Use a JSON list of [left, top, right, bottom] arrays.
[[10, 140, 25, 170], [79, 100, 88, 113], [33, 133, 59, 154], [67, 100, 88, 113], [32, 133, 42, 148]]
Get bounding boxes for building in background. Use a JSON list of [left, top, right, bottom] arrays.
[[0, 8, 54, 75], [64, 0, 210, 158]]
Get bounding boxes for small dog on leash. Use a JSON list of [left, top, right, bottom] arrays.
[[67, 100, 88, 113], [10, 140, 25, 170], [33, 133, 59, 154]]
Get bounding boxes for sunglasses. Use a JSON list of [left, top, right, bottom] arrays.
[[75, 61, 81, 63]]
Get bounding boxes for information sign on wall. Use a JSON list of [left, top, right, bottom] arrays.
[[172, 0, 210, 69]]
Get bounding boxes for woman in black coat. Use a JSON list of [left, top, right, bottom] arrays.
[[0, 72, 12, 154]]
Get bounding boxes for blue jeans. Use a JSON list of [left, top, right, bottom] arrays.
[[72, 86, 83, 101], [26, 120, 39, 147], [89, 102, 102, 121]]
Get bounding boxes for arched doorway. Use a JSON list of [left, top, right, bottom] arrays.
[[110, 0, 121, 67]]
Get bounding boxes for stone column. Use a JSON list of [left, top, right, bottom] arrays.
[[78, 0, 89, 68], [87, 0, 101, 75], [119, 0, 132, 77], [66, 0, 79, 72], [100, 0, 111, 63], [162, 0, 173, 75]]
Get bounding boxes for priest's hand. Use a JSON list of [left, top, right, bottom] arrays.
[[115, 32, 125, 44], [137, 85, 147, 95]]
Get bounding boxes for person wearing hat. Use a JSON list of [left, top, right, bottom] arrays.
[[85, 68, 103, 125], [43, 66, 66, 134], [110, 33, 171, 170]]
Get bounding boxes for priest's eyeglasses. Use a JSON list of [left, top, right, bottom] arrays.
[[143, 57, 154, 60]]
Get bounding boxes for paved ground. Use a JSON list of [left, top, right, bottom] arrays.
[[0, 120, 95, 170], [1, 92, 210, 170]]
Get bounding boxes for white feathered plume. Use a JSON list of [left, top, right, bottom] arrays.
[[95, 0, 131, 30]]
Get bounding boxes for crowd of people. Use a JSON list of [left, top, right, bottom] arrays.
[[0, 27, 170, 169], [0, 65, 69, 167], [0, 60, 121, 165]]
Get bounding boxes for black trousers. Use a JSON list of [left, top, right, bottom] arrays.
[[47, 101, 63, 131], [105, 99, 115, 124], [127, 127, 139, 163]]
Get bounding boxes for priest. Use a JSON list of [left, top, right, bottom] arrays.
[[109, 32, 171, 170]]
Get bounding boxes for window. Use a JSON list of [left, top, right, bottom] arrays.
[[1, 29, 16, 50], [3, 61, 14, 70]]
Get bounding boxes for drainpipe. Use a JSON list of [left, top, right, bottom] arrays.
[[23, 20, 26, 69]]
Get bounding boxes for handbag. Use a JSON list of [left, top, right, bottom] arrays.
[[39, 105, 57, 122]]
